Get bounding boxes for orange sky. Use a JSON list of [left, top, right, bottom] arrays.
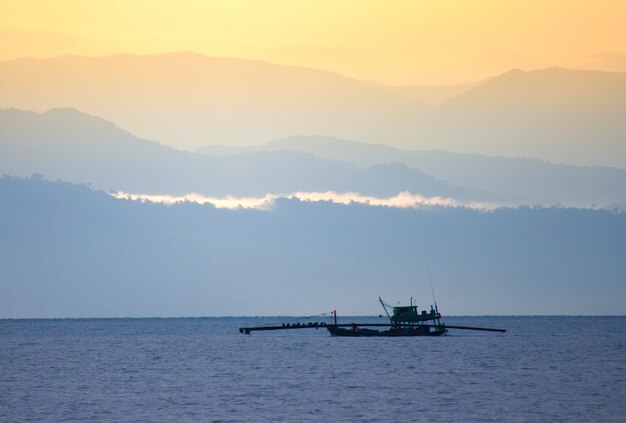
[[1, 0, 625, 85]]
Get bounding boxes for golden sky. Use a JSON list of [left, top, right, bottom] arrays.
[[1, 0, 625, 84]]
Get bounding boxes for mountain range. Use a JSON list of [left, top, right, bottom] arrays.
[[1, 53, 625, 167], [3, 108, 626, 207], [420, 67, 626, 167], [0, 53, 425, 149], [199, 136, 626, 208], [0, 108, 479, 200]]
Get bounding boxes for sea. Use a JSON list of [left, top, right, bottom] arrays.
[[1, 316, 625, 422]]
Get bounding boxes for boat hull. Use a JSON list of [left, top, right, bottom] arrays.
[[326, 325, 447, 337]]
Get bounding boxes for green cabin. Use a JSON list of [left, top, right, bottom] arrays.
[[390, 304, 439, 323]]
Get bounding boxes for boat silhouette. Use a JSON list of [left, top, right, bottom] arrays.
[[239, 297, 505, 336]]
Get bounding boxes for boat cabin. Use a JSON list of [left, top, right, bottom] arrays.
[[388, 303, 441, 324], [392, 305, 419, 320]]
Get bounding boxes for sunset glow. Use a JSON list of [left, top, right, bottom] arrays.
[[2, 0, 625, 84]]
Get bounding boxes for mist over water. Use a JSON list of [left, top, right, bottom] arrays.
[[2, 317, 625, 422]]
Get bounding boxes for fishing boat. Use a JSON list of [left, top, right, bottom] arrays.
[[325, 298, 447, 337], [239, 297, 505, 336]]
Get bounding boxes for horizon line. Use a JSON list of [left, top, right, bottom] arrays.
[[2, 315, 625, 320]]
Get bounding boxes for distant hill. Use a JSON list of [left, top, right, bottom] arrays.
[[198, 136, 626, 208], [1, 176, 625, 317], [363, 80, 479, 106], [4, 106, 625, 208], [0, 53, 426, 149], [422, 68, 626, 167], [0, 108, 479, 200], [1, 54, 625, 166]]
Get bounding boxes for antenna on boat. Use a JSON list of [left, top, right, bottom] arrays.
[[427, 261, 438, 312]]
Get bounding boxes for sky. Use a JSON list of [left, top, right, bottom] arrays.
[[1, 0, 625, 85]]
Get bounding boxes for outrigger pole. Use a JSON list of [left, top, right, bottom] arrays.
[[238, 322, 506, 334]]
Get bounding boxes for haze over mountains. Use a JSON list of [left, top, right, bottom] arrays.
[[3, 108, 626, 208], [2, 176, 625, 317], [2, 52, 626, 318], [364, 80, 480, 106], [0, 108, 479, 201], [0, 53, 426, 150], [422, 68, 626, 167], [200, 136, 626, 208], [1, 53, 625, 167]]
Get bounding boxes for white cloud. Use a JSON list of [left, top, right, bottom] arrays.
[[111, 190, 499, 211]]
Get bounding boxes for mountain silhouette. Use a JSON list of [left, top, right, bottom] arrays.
[[1, 54, 624, 166], [0, 53, 426, 149], [422, 67, 626, 167], [0, 108, 479, 200], [198, 135, 626, 208]]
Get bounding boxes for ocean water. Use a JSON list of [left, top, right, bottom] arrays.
[[1, 316, 625, 422]]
